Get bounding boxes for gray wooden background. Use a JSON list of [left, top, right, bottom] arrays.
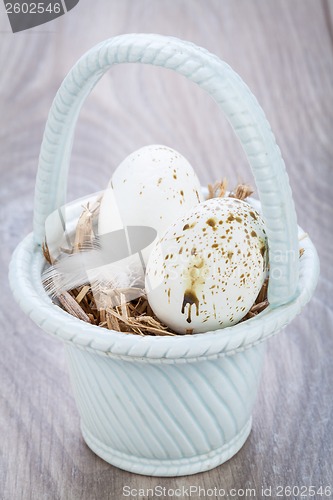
[[1, 1, 332, 499]]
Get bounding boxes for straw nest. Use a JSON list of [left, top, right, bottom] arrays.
[[42, 180, 303, 336]]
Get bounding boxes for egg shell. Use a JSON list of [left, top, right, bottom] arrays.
[[101, 144, 203, 237], [145, 197, 268, 334], [98, 181, 124, 235]]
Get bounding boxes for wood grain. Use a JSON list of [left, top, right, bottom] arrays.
[[1, 1, 332, 499]]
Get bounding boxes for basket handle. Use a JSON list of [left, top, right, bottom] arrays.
[[33, 34, 299, 308]]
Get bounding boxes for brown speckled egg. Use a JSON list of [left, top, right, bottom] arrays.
[[145, 197, 268, 334], [99, 145, 203, 237]]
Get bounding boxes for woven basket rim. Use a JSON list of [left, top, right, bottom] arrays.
[[9, 221, 319, 362]]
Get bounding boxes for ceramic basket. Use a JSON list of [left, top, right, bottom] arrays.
[[9, 34, 319, 477]]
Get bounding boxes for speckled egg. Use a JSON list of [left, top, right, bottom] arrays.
[[99, 145, 203, 237], [145, 197, 268, 334]]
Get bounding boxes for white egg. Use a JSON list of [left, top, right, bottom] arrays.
[[145, 197, 268, 334], [98, 145, 203, 238], [98, 180, 124, 235]]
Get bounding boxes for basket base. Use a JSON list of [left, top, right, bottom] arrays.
[[81, 417, 252, 477]]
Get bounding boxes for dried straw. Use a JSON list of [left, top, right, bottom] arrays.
[[42, 181, 303, 336]]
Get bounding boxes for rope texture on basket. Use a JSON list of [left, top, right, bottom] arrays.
[[33, 34, 298, 307], [9, 229, 319, 362], [9, 34, 320, 360]]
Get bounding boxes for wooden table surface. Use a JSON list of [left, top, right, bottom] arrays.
[[1, 1, 332, 499]]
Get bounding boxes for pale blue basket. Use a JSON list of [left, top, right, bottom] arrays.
[[9, 34, 319, 476]]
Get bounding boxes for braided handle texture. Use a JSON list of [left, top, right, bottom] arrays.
[[33, 34, 299, 307]]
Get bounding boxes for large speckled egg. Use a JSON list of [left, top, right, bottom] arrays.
[[145, 197, 268, 334], [98, 145, 203, 237]]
